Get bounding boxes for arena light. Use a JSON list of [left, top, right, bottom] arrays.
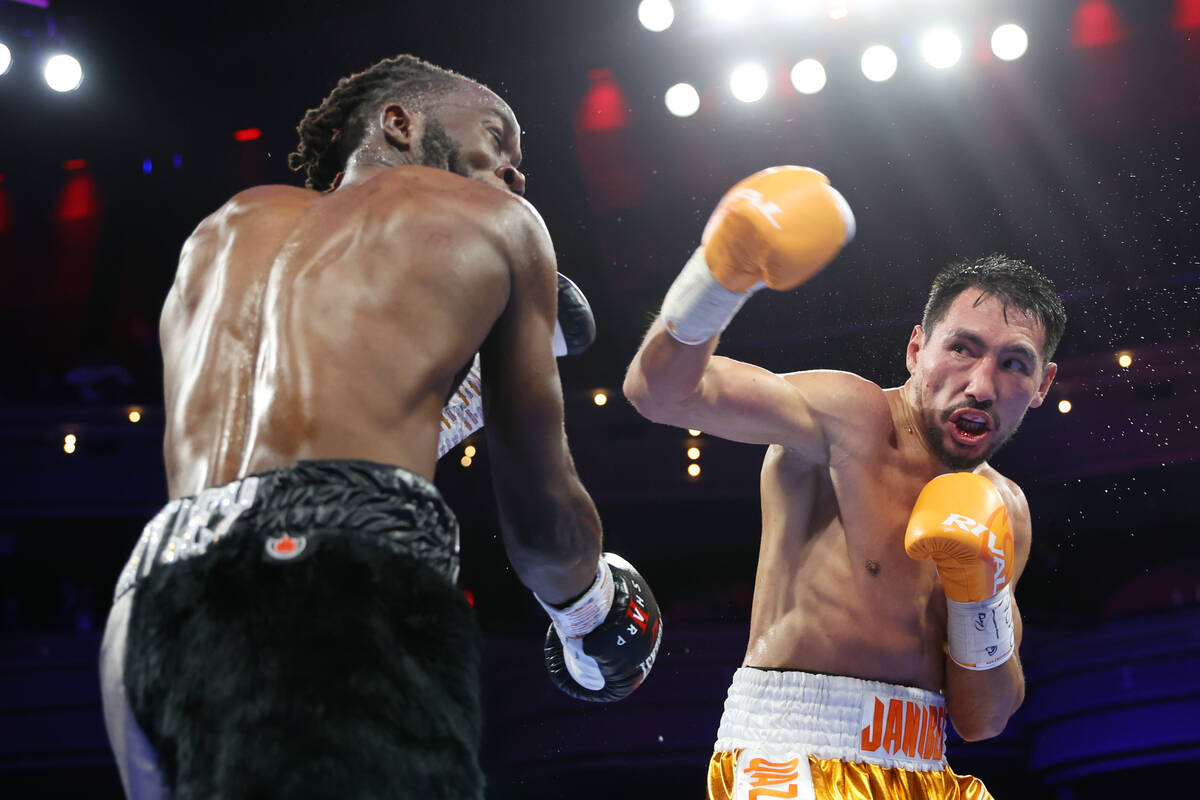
[[1057, 400, 1072, 414], [128, 409, 142, 423], [638, 0, 675, 32], [861, 45, 898, 82], [464, 444, 477, 458], [63, 433, 77, 454], [593, 390, 609, 406], [665, 82, 701, 117], [142, 158, 153, 175], [234, 128, 262, 142], [460, 455, 472, 468], [921, 28, 962, 69], [706, 0, 748, 22], [44, 54, 83, 92], [991, 24, 1029, 61], [790, 59, 827, 95], [0, 43, 11, 77], [687, 446, 701, 460], [730, 63, 769, 103], [688, 428, 702, 436], [687, 463, 701, 478], [1118, 352, 1133, 368]]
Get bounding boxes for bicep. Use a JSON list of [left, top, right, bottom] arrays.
[[681, 357, 828, 460], [477, 210, 569, 483]]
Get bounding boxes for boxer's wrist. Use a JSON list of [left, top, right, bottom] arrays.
[[946, 585, 1015, 670], [535, 558, 614, 639], [661, 247, 761, 345]]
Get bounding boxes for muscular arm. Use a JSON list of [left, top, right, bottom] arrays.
[[623, 317, 830, 463], [479, 200, 602, 605], [944, 477, 1032, 741]]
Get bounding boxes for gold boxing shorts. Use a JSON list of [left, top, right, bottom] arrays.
[[707, 668, 993, 800]]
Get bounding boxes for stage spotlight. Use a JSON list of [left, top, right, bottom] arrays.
[[705, 0, 747, 23], [790, 59, 827, 94], [0, 43, 11, 77], [921, 28, 962, 69], [991, 23, 1029, 61], [1057, 400, 1072, 414], [730, 63, 769, 103], [665, 82, 701, 117], [861, 45, 898, 82], [639, 0, 675, 32], [44, 54, 83, 92]]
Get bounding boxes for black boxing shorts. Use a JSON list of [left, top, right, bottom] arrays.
[[99, 459, 483, 800]]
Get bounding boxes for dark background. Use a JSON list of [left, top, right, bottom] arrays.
[[1, 0, 1197, 796]]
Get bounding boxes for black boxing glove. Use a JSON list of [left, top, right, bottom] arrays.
[[537, 552, 663, 702], [552, 272, 597, 356]]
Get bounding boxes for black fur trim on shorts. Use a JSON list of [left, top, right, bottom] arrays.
[[122, 460, 483, 799]]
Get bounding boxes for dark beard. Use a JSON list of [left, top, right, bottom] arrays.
[[922, 401, 1022, 471], [418, 118, 468, 178]]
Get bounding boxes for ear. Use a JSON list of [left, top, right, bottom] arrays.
[[381, 103, 418, 151], [1028, 361, 1058, 409], [905, 325, 924, 376]]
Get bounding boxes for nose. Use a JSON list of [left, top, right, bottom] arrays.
[[498, 165, 525, 196], [965, 361, 997, 408]]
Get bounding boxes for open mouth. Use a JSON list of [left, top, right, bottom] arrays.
[[947, 408, 993, 446]]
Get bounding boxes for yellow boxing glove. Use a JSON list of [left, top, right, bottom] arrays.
[[905, 472, 1016, 670], [661, 166, 855, 345]]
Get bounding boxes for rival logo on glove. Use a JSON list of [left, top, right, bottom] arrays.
[[940, 512, 1009, 596]]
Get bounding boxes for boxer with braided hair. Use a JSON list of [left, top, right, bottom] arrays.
[[99, 54, 661, 799]]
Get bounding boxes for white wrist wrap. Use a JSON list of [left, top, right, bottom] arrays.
[[660, 246, 760, 345], [536, 558, 614, 639], [437, 355, 483, 459], [946, 585, 1015, 671]]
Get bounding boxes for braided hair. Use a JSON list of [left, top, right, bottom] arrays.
[[289, 55, 469, 192]]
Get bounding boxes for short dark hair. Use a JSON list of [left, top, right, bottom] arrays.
[[288, 54, 470, 192], [922, 254, 1067, 364]]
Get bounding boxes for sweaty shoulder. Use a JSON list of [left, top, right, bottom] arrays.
[[778, 370, 889, 461]]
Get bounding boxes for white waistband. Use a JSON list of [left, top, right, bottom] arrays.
[[714, 668, 948, 771]]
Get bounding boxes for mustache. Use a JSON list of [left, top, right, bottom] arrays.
[[940, 400, 999, 429]]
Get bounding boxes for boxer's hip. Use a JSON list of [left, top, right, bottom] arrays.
[[104, 460, 482, 797], [113, 458, 461, 602], [707, 668, 993, 800]]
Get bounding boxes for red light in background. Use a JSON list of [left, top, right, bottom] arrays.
[[56, 173, 99, 221], [63, 158, 88, 171], [1174, 0, 1200, 30], [233, 128, 262, 142], [576, 69, 631, 133], [462, 588, 475, 607], [1072, 0, 1126, 48], [0, 182, 11, 232]]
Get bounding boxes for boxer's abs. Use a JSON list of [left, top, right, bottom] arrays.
[[744, 446, 949, 692], [160, 179, 510, 499]]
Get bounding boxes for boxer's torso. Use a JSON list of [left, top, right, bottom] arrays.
[[745, 378, 1009, 693], [160, 166, 524, 499]]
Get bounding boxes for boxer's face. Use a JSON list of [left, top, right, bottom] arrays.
[[906, 289, 1057, 470], [416, 83, 526, 196]]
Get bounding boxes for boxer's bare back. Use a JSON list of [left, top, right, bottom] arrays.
[[160, 167, 548, 499]]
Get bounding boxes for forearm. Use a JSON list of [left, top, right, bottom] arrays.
[[497, 474, 603, 605], [623, 316, 719, 421], [944, 651, 1025, 741]]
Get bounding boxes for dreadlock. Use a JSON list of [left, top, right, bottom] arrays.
[[288, 55, 470, 192]]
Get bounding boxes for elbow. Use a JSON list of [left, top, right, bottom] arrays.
[[622, 365, 657, 420], [622, 363, 681, 425], [952, 716, 1009, 743]]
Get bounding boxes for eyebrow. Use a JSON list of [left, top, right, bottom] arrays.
[[945, 329, 1039, 364]]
